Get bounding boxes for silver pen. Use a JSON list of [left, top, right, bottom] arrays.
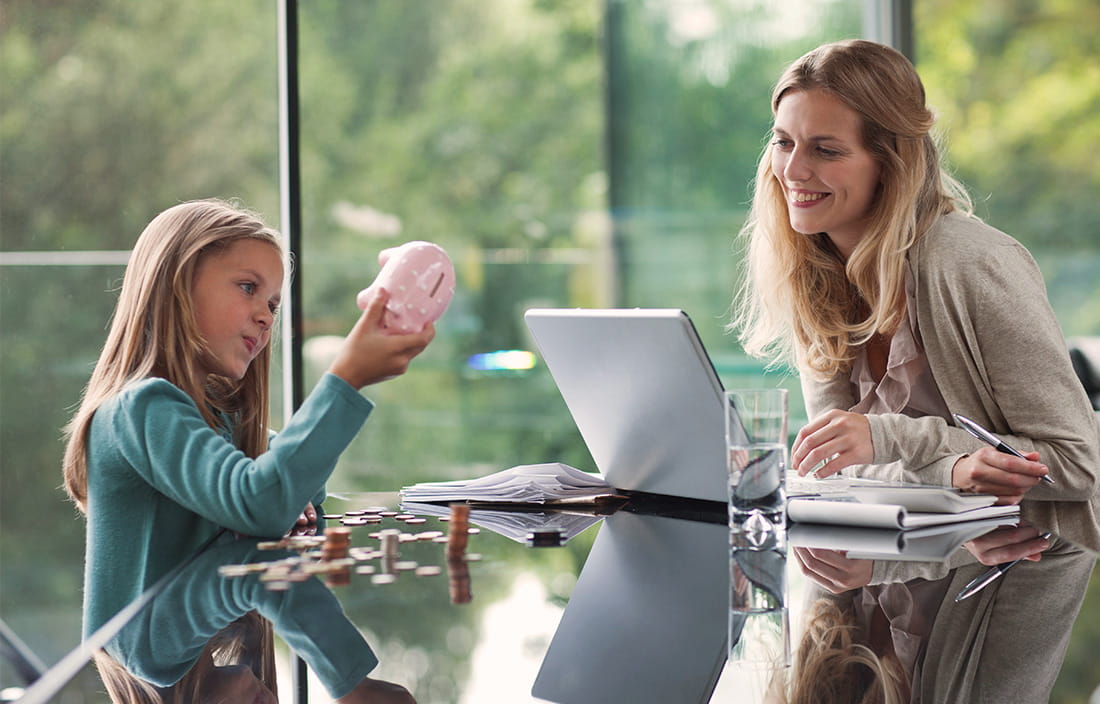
[[954, 532, 1053, 602], [952, 413, 1055, 485]]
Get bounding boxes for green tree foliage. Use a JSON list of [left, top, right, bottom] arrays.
[[916, 0, 1100, 335]]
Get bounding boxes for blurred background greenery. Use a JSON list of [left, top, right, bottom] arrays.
[[2, 0, 1099, 700]]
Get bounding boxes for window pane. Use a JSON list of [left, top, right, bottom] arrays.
[[295, 2, 863, 492], [915, 0, 1100, 338], [0, 1, 280, 695], [606, 0, 862, 427], [296, 1, 607, 485]]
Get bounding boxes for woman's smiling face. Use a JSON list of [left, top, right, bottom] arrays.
[[770, 88, 882, 258]]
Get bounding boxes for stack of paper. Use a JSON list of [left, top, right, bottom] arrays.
[[401, 501, 605, 544], [786, 470, 1019, 529], [399, 462, 621, 504]]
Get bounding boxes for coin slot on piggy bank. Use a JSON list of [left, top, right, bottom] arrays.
[[357, 241, 456, 334]]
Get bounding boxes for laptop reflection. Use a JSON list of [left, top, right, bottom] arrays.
[[533, 509, 729, 704]]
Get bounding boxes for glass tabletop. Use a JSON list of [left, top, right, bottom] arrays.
[[47, 490, 1100, 703]]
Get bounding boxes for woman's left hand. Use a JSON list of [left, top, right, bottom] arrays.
[[791, 409, 874, 478], [793, 546, 874, 594]]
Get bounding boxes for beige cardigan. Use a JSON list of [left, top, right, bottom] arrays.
[[801, 211, 1100, 549], [805, 539, 1094, 703]]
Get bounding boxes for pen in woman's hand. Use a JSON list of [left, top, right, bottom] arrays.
[[952, 413, 1055, 485]]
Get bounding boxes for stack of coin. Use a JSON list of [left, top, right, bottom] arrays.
[[447, 555, 472, 604], [447, 503, 470, 559], [379, 528, 401, 559], [322, 527, 352, 587], [322, 527, 352, 560]]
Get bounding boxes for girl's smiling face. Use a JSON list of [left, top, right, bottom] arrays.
[[190, 238, 283, 384], [770, 88, 882, 258]]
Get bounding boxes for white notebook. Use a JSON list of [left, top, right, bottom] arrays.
[[787, 496, 1019, 530]]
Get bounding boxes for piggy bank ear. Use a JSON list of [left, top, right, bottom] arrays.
[[377, 246, 399, 267]]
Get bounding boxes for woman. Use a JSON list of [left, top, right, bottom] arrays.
[[736, 38, 1100, 704], [733, 39, 1098, 515]]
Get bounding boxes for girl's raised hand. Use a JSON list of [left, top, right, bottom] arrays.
[[328, 288, 435, 390]]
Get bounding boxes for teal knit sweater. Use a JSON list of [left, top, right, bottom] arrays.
[[82, 373, 373, 638]]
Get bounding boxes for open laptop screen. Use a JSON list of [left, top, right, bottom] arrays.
[[524, 308, 728, 503]]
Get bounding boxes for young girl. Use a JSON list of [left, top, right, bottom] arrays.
[[63, 198, 429, 702]]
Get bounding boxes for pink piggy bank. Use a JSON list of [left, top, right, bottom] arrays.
[[357, 241, 455, 334]]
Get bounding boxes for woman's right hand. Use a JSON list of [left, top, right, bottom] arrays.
[[963, 522, 1050, 565], [328, 287, 435, 390], [951, 447, 1048, 505]]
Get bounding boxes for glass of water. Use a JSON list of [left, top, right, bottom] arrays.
[[725, 388, 788, 543]]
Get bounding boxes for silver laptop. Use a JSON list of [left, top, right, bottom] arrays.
[[524, 308, 727, 503]]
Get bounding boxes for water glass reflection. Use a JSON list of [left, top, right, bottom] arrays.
[[729, 541, 789, 669]]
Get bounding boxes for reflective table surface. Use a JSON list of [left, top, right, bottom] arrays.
[[42, 491, 1100, 703]]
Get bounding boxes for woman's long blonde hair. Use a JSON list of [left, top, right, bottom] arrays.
[[769, 597, 910, 704], [63, 199, 284, 511], [733, 39, 971, 379]]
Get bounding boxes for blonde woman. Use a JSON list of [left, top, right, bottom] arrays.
[[63, 198, 429, 702], [734, 40, 1098, 512], [737, 39, 1100, 704]]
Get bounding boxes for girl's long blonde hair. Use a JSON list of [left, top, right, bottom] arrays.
[[733, 39, 971, 379], [94, 612, 277, 704], [63, 199, 284, 511]]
